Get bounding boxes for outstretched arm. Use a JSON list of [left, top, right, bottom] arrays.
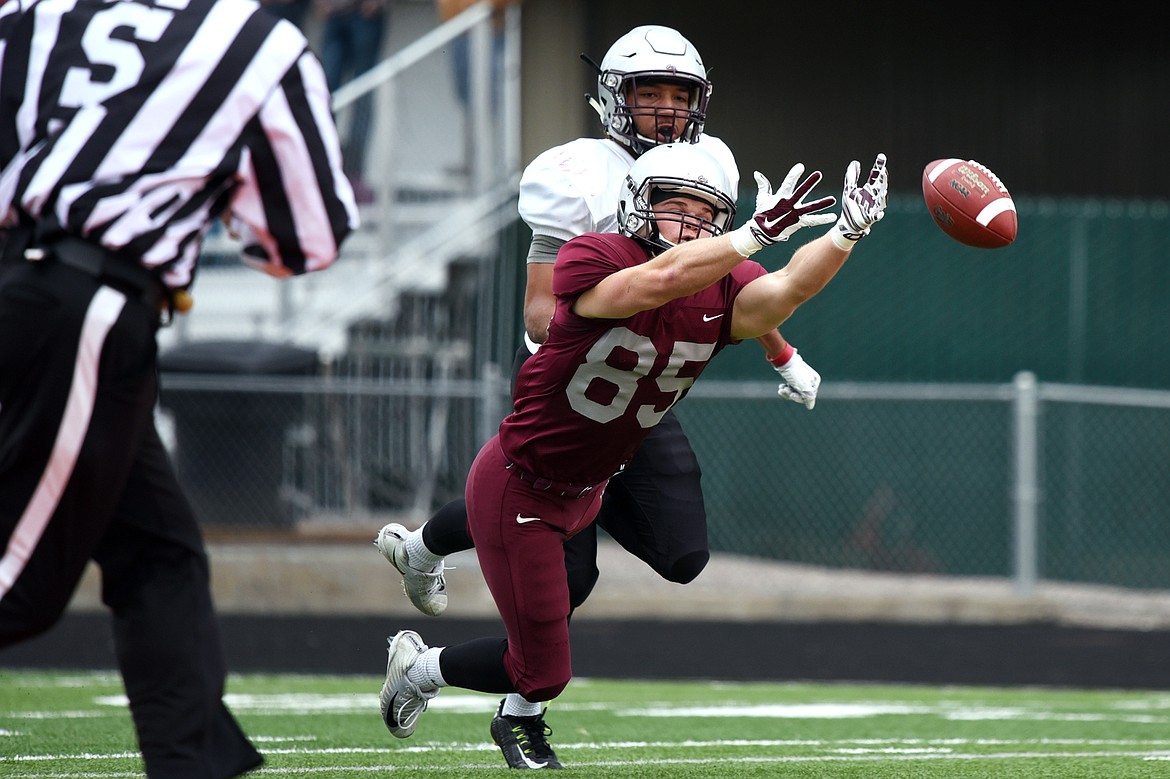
[[576, 163, 835, 320], [731, 154, 888, 340], [730, 233, 851, 338]]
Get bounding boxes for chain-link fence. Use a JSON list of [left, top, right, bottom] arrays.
[[155, 370, 1170, 592], [162, 192, 1170, 593]]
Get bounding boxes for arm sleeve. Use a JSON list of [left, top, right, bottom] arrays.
[[525, 233, 565, 265], [228, 45, 358, 276]]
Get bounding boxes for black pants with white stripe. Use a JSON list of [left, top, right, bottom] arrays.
[[0, 255, 262, 778]]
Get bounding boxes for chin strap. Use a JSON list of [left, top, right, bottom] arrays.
[[585, 94, 604, 121]]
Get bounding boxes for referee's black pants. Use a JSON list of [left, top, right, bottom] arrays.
[[0, 253, 262, 778]]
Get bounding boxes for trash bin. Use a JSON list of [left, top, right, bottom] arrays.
[[159, 340, 320, 530]]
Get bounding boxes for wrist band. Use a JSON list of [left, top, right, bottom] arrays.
[[729, 225, 763, 257], [830, 228, 858, 251], [767, 343, 796, 367]]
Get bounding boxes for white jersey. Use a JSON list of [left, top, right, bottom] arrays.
[[517, 135, 740, 251]]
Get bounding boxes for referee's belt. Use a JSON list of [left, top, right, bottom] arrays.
[[5, 231, 177, 316], [504, 462, 600, 499]]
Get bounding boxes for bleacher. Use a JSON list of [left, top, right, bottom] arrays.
[[160, 1, 520, 365]]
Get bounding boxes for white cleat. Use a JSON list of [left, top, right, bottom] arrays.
[[379, 630, 438, 738], [374, 523, 448, 617]]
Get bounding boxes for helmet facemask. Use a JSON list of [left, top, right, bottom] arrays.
[[604, 73, 710, 156], [589, 25, 712, 157]]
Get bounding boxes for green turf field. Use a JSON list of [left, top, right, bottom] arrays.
[[3, 670, 1169, 778]]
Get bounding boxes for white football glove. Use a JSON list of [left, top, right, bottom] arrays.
[[730, 164, 837, 257], [831, 153, 889, 249], [773, 348, 821, 410]]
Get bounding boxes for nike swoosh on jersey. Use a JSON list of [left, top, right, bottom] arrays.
[[702, 313, 723, 322], [516, 514, 541, 524]]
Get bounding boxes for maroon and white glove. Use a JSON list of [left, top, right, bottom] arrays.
[[830, 153, 889, 250], [729, 164, 837, 257]]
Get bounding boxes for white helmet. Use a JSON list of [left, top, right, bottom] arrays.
[[592, 25, 711, 156], [618, 142, 737, 253]]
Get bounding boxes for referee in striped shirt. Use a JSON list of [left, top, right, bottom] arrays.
[[0, 0, 358, 776]]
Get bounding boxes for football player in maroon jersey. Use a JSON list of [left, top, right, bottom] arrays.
[[378, 142, 887, 768]]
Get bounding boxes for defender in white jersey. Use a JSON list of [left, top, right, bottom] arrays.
[[516, 129, 739, 357], [376, 25, 820, 769]]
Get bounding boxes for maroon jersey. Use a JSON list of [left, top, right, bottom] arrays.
[[499, 232, 767, 485]]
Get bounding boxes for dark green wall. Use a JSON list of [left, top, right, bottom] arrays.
[[706, 194, 1170, 390]]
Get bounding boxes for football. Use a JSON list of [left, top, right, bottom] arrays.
[[922, 158, 1017, 248]]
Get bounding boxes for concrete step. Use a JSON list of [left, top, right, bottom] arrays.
[[66, 526, 1170, 630]]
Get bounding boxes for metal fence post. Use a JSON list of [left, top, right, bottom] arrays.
[[1012, 370, 1040, 594], [479, 361, 504, 446]]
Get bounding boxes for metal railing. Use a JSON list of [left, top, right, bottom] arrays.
[[169, 2, 523, 356], [333, 0, 522, 206]]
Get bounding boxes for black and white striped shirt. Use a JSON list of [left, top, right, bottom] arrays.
[[0, 0, 358, 289]]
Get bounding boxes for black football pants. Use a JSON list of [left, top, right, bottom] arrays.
[[0, 255, 261, 778]]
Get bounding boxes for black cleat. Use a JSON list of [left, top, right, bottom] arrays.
[[490, 699, 563, 769]]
